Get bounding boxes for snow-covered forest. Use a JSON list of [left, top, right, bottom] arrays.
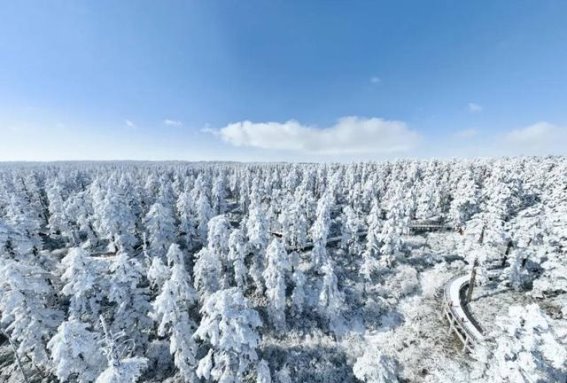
[[0, 157, 565, 383]]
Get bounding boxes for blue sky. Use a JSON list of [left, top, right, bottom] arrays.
[[1, 0, 566, 161]]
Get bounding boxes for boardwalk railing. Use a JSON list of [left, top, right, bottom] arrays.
[[271, 231, 368, 253], [443, 275, 484, 353], [410, 224, 453, 233]]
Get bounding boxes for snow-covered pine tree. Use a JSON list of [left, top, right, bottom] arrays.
[[378, 188, 409, 269], [95, 316, 148, 383], [246, 196, 270, 292], [64, 190, 97, 247], [228, 229, 248, 289], [194, 287, 262, 383], [263, 238, 291, 332], [195, 192, 213, 245], [340, 205, 361, 254], [194, 215, 231, 300], [96, 180, 138, 253], [318, 260, 345, 335], [176, 185, 197, 251], [481, 304, 566, 382], [151, 244, 199, 382], [353, 346, 399, 383], [107, 252, 152, 351], [48, 319, 106, 383], [279, 194, 309, 250], [5, 192, 43, 256], [448, 171, 479, 229], [0, 259, 63, 372], [46, 178, 69, 238], [310, 192, 333, 269], [212, 174, 227, 215], [61, 247, 109, 324], [146, 252, 170, 294], [144, 200, 176, 260], [291, 266, 306, 316], [361, 198, 382, 280]]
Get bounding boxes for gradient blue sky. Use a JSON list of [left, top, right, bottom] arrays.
[[1, 0, 566, 161]]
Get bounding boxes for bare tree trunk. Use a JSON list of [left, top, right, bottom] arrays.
[[1, 329, 30, 383], [466, 258, 478, 304]]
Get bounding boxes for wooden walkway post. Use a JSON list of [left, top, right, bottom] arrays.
[[466, 258, 478, 304], [466, 225, 484, 304]]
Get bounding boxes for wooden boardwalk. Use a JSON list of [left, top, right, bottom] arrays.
[[410, 223, 454, 233], [443, 275, 484, 353], [271, 231, 368, 252]]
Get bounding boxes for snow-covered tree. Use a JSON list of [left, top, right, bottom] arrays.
[[246, 199, 270, 292], [64, 190, 97, 247], [318, 261, 345, 335], [61, 248, 108, 324], [194, 247, 223, 301], [448, 172, 479, 228], [0, 219, 35, 260], [278, 194, 309, 250], [194, 288, 262, 383], [46, 179, 70, 237], [257, 359, 272, 383], [263, 239, 291, 332], [361, 199, 382, 280], [310, 192, 333, 269], [353, 346, 399, 383], [107, 252, 152, 350], [291, 267, 306, 316], [147, 255, 170, 293], [340, 205, 361, 253], [195, 193, 213, 244], [5, 192, 43, 255], [0, 259, 63, 371], [378, 191, 409, 269], [176, 186, 197, 250], [228, 229, 248, 289], [48, 319, 106, 383], [95, 316, 147, 383], [415, 175, 439, 220], [194, 215, 232, 300], [275, 365, 292, 383], [212, 175, 227, 215], [207, 215, 231, 258], [532, 251, 567, 298], [95, 181, 138, 253], [144, 201, 176, 259], [152, 244, 199, 382], [481, 304, 567, 382]]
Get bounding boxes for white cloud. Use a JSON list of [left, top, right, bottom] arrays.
[[454, 128, 478, 139], [125, 119, 136, 129], [467, 103, 483, 113], [215, 116, 420, 155], [370, 76, 381, 84], [504, 122, 565, 148], [163, 119, 183, 127]]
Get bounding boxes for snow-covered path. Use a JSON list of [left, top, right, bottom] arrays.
[[443, 275, 484, 352]]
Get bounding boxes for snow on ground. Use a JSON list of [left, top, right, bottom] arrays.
[[255, 231, 477, 383], [468, 284, 534, 334]]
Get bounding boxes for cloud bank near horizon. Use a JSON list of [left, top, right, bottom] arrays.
[[204, 117, 566, 159], [214, 117, 421, 155], [1, 115, 565, 161]]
